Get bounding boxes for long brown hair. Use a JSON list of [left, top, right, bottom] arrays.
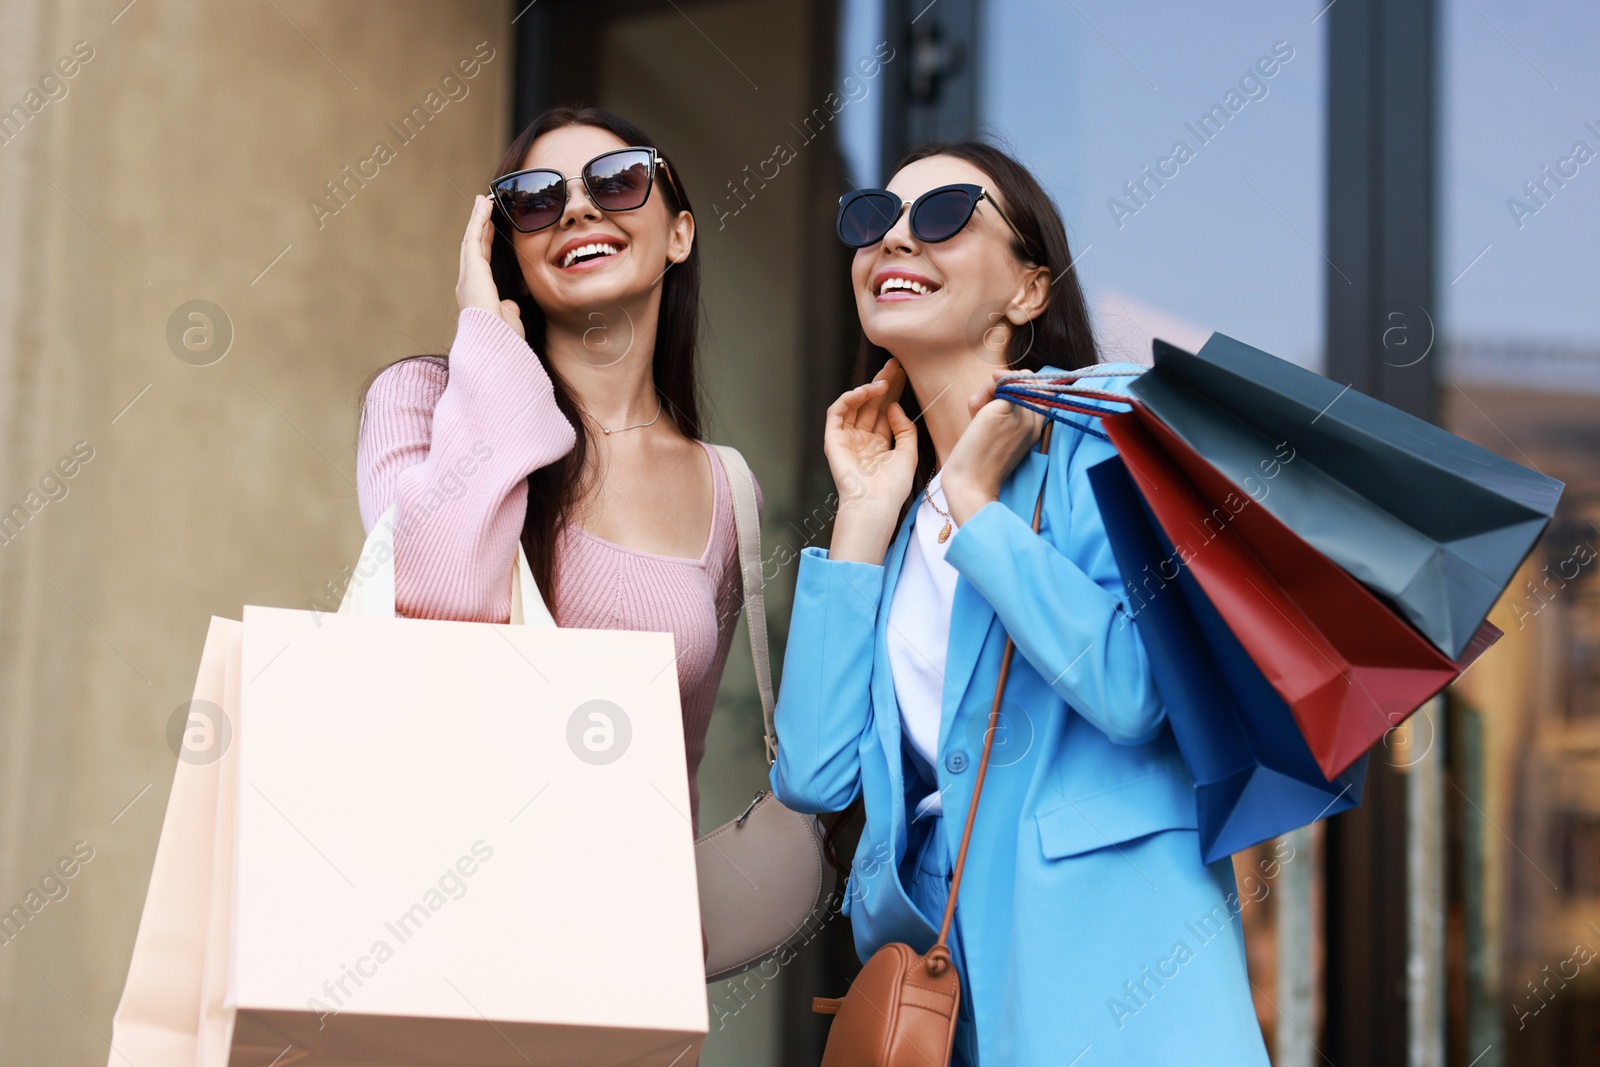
[[825, 140, 1100, 875], [360, 106, 703, 617]]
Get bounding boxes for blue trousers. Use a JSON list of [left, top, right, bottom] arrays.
[[901, 811, 981, 1067]]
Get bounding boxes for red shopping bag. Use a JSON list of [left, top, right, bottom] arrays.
[[1102, 407, 1498, 779]]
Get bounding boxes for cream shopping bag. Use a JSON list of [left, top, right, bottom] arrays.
[[219, 604, 706, 1066], [105, 615, 242, 1065], [109, 510, 707, 1066]]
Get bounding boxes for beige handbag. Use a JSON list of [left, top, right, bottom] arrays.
[[701, 445, 836, 981]]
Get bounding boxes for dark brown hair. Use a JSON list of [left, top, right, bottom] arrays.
[[825, 139, 1100, 875], [360, 106, 703, 618]]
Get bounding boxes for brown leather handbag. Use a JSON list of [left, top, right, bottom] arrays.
[[811, 425, 1054, 1066]]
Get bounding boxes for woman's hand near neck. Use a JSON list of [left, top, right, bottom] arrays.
[[822, 340, 1020, 566], [896, 342, 1011, 470], [847, 336, 1048, 535], [895, 332, 1045, 528]]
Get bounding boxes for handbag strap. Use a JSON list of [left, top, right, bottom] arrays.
[[934, 422, 1054, 954], [708, 444, 778, 766]]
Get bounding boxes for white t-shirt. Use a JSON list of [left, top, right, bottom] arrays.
[[886, 471, 960, 822]]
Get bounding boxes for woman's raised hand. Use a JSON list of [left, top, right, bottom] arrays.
[[457, 194, 526, 340], [824, 359, 917, 565], [940, 367, 1046, 526]]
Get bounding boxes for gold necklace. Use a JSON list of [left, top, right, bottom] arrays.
[[922, 469, 953, 544], [582, 394, 663, 435]]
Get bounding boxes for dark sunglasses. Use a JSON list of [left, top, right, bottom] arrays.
[[489, 147, 677, 234], [837, 183, 1036, 258]]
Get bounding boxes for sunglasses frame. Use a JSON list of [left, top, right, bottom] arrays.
[[488, 146, 677, 234], [837, 183, 1037, 260]]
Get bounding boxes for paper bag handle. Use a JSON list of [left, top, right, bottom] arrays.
[[337, 505, 555, 627]]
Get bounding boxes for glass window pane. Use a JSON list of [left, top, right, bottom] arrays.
[[979, 0, 1327, 370]]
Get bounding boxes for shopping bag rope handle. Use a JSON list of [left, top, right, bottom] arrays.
[[995, 370, 1142, 443]]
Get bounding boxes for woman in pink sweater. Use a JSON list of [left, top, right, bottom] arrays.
[[355, 106, 759, 837]]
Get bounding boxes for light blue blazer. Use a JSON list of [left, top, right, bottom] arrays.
[[770, 366, 1270, 1066]]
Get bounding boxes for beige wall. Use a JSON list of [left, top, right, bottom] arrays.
[[0, 3, 515, 1061]]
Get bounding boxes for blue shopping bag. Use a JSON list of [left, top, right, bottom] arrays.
[[1088, 455, 1366, 864]]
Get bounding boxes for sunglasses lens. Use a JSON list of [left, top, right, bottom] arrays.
[[494, 171, 565, 232], [584, 149, 655, 211], [911, 187, 978, 242], [838, 191, 901, 247]]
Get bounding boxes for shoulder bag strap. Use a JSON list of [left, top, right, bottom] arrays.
[[935, 421, 1054, 951], [708, 444, 777, 766]]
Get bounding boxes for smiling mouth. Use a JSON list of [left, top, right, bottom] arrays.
[[876, 276, 939, 298], [561, 242, 623, 269]]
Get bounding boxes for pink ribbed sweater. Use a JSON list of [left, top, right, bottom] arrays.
[[355, 307, 758, 831]]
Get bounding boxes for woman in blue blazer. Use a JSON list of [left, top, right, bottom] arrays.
[[770, 142, 1270, 1066]]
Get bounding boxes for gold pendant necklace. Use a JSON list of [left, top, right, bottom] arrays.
[[922, 470, 953, 544]]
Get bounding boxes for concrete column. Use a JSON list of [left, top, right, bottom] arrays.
[[0, 3, 512, 1061]]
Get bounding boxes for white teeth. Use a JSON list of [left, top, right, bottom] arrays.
[[878, 276, 932, 296], [561, 242, 621, 268]]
